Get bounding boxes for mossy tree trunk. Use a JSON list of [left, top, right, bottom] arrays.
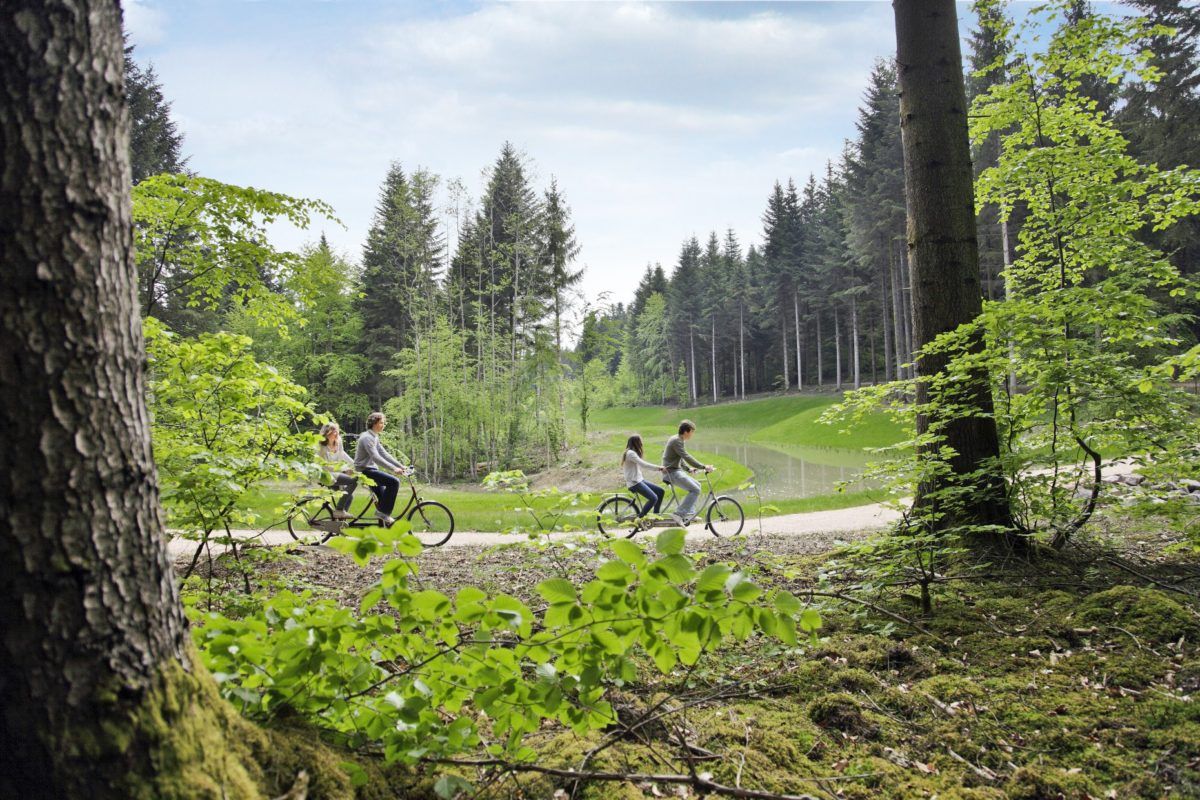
[[893, 0, 1013, 532], [0, 3, 282, 798]]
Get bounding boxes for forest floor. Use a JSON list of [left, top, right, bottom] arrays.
[[177, 500, 1200, 800]]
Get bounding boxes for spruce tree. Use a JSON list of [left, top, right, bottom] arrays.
[[1118, 0, 1200, 280], [123, 36, 185, 183], [356, 163, 445, 405], [539, 177, 582, 355]]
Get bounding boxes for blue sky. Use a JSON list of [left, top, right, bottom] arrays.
[[124, 0, 1128, 310]]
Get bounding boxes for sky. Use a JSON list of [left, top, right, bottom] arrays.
[[124, 0, 1129, 312]]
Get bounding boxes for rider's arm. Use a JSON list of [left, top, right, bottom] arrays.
[[632, 453, 664, 471], [678, 443, 705, 471], [375, 441, 404, 472]]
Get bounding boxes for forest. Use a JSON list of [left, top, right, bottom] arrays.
[[4, 1, 1200, 799]]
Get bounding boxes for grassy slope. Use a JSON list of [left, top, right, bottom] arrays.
[[751, 401, 906, 450], [232, 395, 903, 533]]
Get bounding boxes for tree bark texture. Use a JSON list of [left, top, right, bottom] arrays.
[[0, 3, 274, 797], [893, 0, 1011, 528]]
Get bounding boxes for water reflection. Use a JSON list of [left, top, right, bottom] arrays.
[[701, 439, 873, 499]]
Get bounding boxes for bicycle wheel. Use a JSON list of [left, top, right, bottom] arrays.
[[407, 500, 454, 547], [597, 496, 639, 538], [287, 498, 331, 544], [705, 496, 744, 537]]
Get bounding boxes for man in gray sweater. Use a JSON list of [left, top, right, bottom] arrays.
[[355, 411, 413, 526], [662, 419, 713, 525]]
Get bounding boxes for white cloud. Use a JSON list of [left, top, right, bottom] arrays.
[[123, 0, 166, 46]]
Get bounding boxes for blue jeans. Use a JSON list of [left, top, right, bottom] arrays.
[[362, 468, 400, 516], [630, 480, 664, 517], [331, 472, 358, 511], [668, 469, 702, 519]]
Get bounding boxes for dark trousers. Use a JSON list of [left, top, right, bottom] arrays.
[[331, 472, 358, 511], [362, 468, 400, 516], [630, 480, 665, 517]]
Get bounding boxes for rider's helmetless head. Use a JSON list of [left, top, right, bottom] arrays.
[[367, 412, 386, 432], [678, 420, 695, 440]]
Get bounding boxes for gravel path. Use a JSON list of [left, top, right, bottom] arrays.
[[165, 500, 900, 558], [168, 461, 1136, 559]]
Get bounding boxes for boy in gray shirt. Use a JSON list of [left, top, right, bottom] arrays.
[[662, 419, 712, 525]]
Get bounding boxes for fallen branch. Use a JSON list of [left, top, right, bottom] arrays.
[[432, 758, 828, 800], [806, 590, 945, 642], [945, 747, 998, 782]]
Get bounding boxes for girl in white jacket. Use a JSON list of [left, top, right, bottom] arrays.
[[622, 434, 666, 518]]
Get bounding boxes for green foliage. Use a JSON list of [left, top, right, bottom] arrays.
[[133, 174, 335, 333], [190, 527, 817, 769], [230, 238, 372, 425], [145, 319, 318, 548]]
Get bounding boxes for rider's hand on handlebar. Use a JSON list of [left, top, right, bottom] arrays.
[[705, 465, 714, 473]]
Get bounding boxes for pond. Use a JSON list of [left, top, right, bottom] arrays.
[[700, 439, 875, 500]]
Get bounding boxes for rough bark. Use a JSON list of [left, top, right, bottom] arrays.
[[0, 4, 314, 797], [893, 0, 1012, 529]]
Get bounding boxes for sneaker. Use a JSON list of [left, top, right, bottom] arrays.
[[332, 510, 353, 520], [668, 513, 685, 527], [375, 514, 395, 527]]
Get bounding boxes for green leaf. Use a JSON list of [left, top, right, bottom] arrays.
[[536, 579, 576, 604], [597, 559, 634, 585], [772, 590, 801, 615], [656, 527, 686, 555], [339, 762, 369, 788], [434, 774, 473, 799], [696, 563, 732, 593], [610, 538, 646, 566], [799, 608, 823, 633], [650, 554, 694, 584]]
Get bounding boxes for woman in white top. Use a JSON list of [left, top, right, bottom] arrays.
[[316, 422, 357, 519], [622, 434, 666, 518]]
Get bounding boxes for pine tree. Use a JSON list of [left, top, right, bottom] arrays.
[[356, 163, 445, 406], [123, 36, 186, 183]]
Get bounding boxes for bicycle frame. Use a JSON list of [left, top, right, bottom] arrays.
[[294, 474, 425, 530], [619, 469, 720, 525]]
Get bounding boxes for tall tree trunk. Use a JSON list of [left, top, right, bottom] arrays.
[[894, 0, 1011, 529], [851, 295, 861, 390], [793, 291, 803, 390], [891, 239, 907, 379], [0, 3, 301, 796], [834, 304, 842, 390], [688, 327, 697, 403], [815, 309, 824, 386], [738, 306, 745, 399], [711, 317, 718, 403], [1002, 216, 1017, 395], [881, 269, 894, 382], [780, 313, 790, 390], [868, 306, 878, 385]]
